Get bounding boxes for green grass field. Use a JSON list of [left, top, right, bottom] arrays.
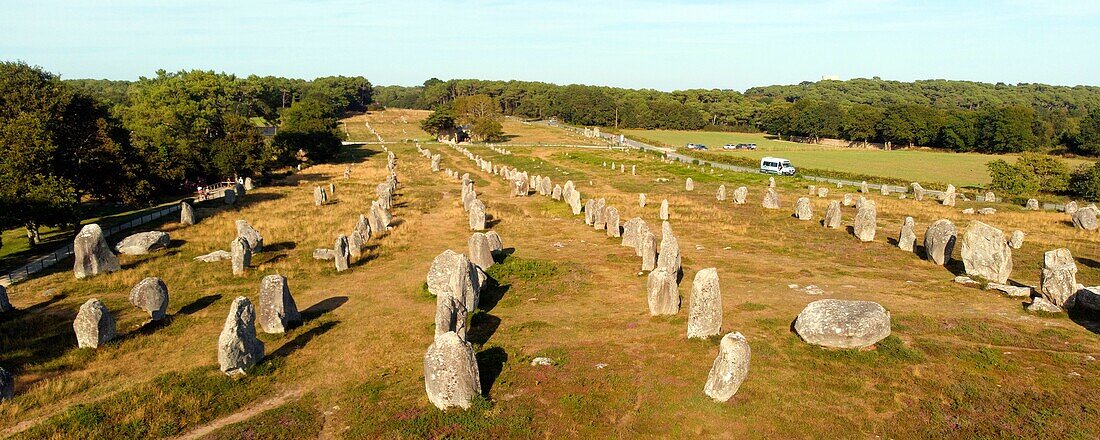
[[622, 129, 1093, 187]]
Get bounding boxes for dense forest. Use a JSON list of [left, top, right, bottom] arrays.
[[375, 78, 1100, 156], [0, 61, 372, 247]]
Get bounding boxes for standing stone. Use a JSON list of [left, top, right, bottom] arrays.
[[354, 214, 372, 243], [816, 187, 828, 198], [703, 332, 751, 402], [647, 267, 680, 315], [658, 222, 681, 275], [632, 165, 636, 175], [823, 200, 842, 229], [1026, 199, 1040, 210], [231, 236, 251, 276], [468, 233, 494, 270], [1008, 230, 1025, 249], [0, 285, 11, 313], [1040, 248, 1078, 309], [621, 217, 647, 251], [329, 183, 336, 197], [551, 185, 562, 200], [423, 331, 482, 410], [1072, 206, 1098, 231], [129, 276, 169, 320], [717, 185, 727, 201], [898, 217, 917, 252], [843, 193, 855, 206], [732, 186, 747, 205], [960, 221, 1012, 284], [911, 182, 926, 201], [468, 199, 486, 231], [768, 177, 775, 188], [762, 187, 779, 209], [180, 201, 195, 226], [73, 223, 120, 279], [224, 188, 237, 205], [794, 299, 891, 349], [1065, 201, 1079, 215], [426, 250, 479, 312], [430, 154, 441, 172], [235, 182, 246, 198], [258, 275, 301, 334], [639, 193, 647, 207], [593, 198, 607, 230], [511, 176, 530, 196], [942, 184, 957, 206], [984, 191, 995, 202], [73, 298, 116, 348], [435, 282, 468, 340], [657, 199, 670, 221], [807, 185, 816, 195], [880, 184, 890, 196], [794, 197, 813, 220], [314, 186, 327, 206], [584, 199, 596, 225], [369, 201, 390, 236], [334, 234, 350, 272], [235, 220, 263, 252], [218, 296, 265, 376], [853, 199, 877, 242], [685, 178, 694, 191], [606, 206, 621, 237], [924, 219, 957, 265], [564, 181, 582, 214], [686, 268, 722, 339], [116, 231, 170, 255], [860, 181, 869, 193], [0, 367, 12, 402], [244, 177, 254, 190], [485, 231, 503, 252], [640, 230, 658, 271]]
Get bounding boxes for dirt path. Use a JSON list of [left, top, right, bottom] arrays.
[[170, 388, 305, 440]]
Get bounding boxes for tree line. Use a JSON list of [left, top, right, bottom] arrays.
[[0, 61, 372, 248], [376, 77, 1100, 155]]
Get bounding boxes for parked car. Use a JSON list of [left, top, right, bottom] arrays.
[[722, 143, 758, 150], [685, 143, 708, 151], [722, 143, 737, 150], [760, 157, 796, 175], [744, 143, 757, 150]]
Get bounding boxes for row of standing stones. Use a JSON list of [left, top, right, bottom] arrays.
[[0, 158, 404, 400]]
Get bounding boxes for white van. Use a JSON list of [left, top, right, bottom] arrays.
[[760, 157, 796, 175]]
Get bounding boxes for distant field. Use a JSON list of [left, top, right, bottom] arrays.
[[622, 129, 1093, 187], [342, 110, 600, 146]]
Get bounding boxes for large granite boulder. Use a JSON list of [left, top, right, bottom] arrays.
[[924, 219, 957, 265], [116, 231, 170, 255], [218, 296, 265, 375], [231, 236, 251, 276], [732, 186, 748, 205], [235, 220, 263, 252], [0, 285, 11, 313], [426, 250, 480, 312], [1008, 230, 1025, 249], [716, 185, 726, 201], [468, 199, 486, 231], [74, 298, 116, 348], [853, 199, 877, 242], [180, 201, 195, 226], [258, 274, 301, 333], [657, 222, 681, 275], [823, 200, 842, 229], [334, 234, 350, 272], [129, 276, 169, 320], [703, 332, 751, 402], [640, 230, 658, 271], [686, 268, 722, 339], [605, 206, 621, 237], [898, 217, 916, 252], [423, 331, 482, 410], [1072, 206, 1098, 231], [194, 250, 232, 262], [960, 221, 1012, 284], [647, 267, 680, 316], [762, 187, 780, 209], [621, 217, 647, 252], [0, 367, 12, 402], [484, 231, 503, 253], [73, 223, 120, 279], [1040, 248, 1078, 309], [468, 233, 494, 270], [794, 197, 813, 220], [659, 199, 670, 220], [793, 299, 891, 349]]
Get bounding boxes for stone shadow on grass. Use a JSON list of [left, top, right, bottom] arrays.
[[476, 346, 507, 397], [475, 278, 510, 313], [467, 313, 501, 345], [301, 296, 348, 322], [268, 320, 339, 360], [1068, 308, 1100, 335], [177, 294, 222, 315]]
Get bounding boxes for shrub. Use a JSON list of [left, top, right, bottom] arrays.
[[987, 159, 1038, 195], [1069, 162, 1100, 202]]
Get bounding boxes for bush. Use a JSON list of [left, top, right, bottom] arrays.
[[1070, 162, 1100, 202], [987, 159, 1038, 195], [1015, 152, 1070, 193]]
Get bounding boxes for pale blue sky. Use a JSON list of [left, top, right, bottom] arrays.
[[1, 0, 1098, 91]]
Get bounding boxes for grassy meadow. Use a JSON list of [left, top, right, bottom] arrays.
[[622, 129, 1094, 187], [0, 110, 1097, 438]]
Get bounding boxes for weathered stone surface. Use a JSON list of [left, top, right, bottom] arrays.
[[1075, 287, 1100, 311], [687, 268, 722, 339], [1065, 201, 1079, 215], [593, 198, 607, 230], [235, 220, 263, 252], [423, 331, 482, 410], [640, 230, 658, 271], [312, 249, 335, 260], [369, 201, 391, 236], [1008, 230, 1025, 249], [116, 231, 170, 255], [231, 236, 251, 276], [74, 298, 116, 348], [218, 296, 265, 375], [0, 285, 11, 313], [647, 267, 680, 315], [258, 275, 301, 334], [484, 231, 503, 252], [180, 201, 195, 226], [129, 277, 169, 320], [859, 181, 868, 193], [961, 208, 975, 215], [195, 250, 232, 262], [880, 184, 890, 195], [1026, 199, 1040, 210], [816, 187, 828, 198], [334, 234, 350, 272], [794, 299, 891, 349], [660, 199, 670, 220], [224, 188, 236, 204], [606, 206, 621, 237], [354, 214, 371, 243], [768, 177, 775, 188], [468, 199, 487, 231], [426, 250, 479, 312], [468, 233, 494, 270], [435, 284, 468, 340], [703, 332, 750, 402], [732, 187, 747, 204], [564, 181, 582, 214], [762, 187, 779, 209], [898, 217, 917, 252], [430, 154, 441, 172], [842, 193, 854, 206], [639, 193, 646, 207], [853, 199, 877, 242], [823, 201, 842, 229], [314, 186, 327, 206], [794, 197, 813, 220], [1041, 248, 1078, 309], [551, 184, 562, 200], [0, 367, 12, 402], [984, 191, 995, 202], [911, 182, 925, 201], [924, 219, 957, 265], [717, 185, 726, 201], [807, 185, 816, 195], [985, 283, 1032, 298], [942, 184, 957, 206], [511, 175, 530, 196], [584, 199, 596, 225], [657, 222, 681, 275], [960, 221, 1012, 284], [621, 217, 646, 251], [73, 224, 120, 279], [978, 207, 996, 215], [685, 178, 694, 191], [1027, 297, 1064, 314], [244, 177, 254, 190], [1072, 206, 1098, 231]]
